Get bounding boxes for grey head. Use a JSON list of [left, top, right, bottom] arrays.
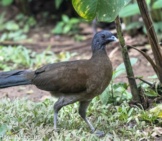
[[92, 30, 117, 53]]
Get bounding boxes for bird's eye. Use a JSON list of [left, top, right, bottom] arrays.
[[101, 34, 105, 39]]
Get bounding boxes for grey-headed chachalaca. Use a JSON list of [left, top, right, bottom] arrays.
[[0, 30, 117, 136]]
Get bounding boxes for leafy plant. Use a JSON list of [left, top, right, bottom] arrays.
[[0, 46, 76, 71], [140, 109, 158, 124], [100, 58, 138, 105], [136, 75, 162, 97], [119, 3, 140, 18], [0, 98, 158, 140], [72, 0, 131, 22], [0, 13, 36, 41], [119, 0, 162, 34], [0, 0, 13, 6], [55, 0, 64, 9], [152, 0, 162, 10], [52, 15, 81, 35]]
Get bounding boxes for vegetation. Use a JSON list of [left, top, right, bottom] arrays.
[[0, 13, 36, 41], [0, 98, 161, 140], [100, 58, 138, 105], [1, 0, 162, 140], [0, 46, 76, 71], [72, 0, 162, 107], [52, 15, 82, 35], [120, 0, 162, 36]]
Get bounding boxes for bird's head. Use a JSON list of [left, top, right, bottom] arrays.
[[92, 30, 117, 53]]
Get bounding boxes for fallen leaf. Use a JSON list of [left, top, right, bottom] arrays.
[[150, 104, 162, 118], [152, 127, 162, 137], [26, 90, 34, 94]]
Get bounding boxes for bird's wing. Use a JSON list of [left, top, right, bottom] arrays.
[[32, 60, 89, 94]]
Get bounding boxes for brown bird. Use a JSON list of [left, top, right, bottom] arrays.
[[0, 30, 117, 136]]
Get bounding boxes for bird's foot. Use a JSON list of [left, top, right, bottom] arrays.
[[53, 127, 60, 133], [94, 130, 105, 137]]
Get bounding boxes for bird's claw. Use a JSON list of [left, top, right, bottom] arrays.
[[94, 130, 105, 137], [53, 127, 60, 133]]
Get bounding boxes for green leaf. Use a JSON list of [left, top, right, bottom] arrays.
[[116, 57, 137, 71], [5, 21, 19, 31], [150, 104, 162, 118], [1, 0, 13, 6], [113, 58, 138, 79], [119, 3, 140, 18], [62, 15, 69, 23], [112, 68, 125, 79], [154, 22, 162, 33], [63, 25, 71, 33], [55, 0, 64, 9], [0, 124, 8, 137], [125, 22, 143, 30], [52, 22, 64, 34], [144, 88, 158, 97], [69, 18, 80, 24], [152, 0, 162, 10], [113, 82, 128, 90], [0, 12, 5, 25], [0, 33, 7, 41], [148, 75, 158, 79], [72, 0, 131, 22], [146, 0, 151, 5], [100, 88, 109, 104]]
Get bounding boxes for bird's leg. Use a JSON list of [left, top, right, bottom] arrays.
[[54, 111, 58, 130], [79, 100, 95, 132], [79, 101, 105, 137], [53, 95, 79, 131], [53, 97, 63, 131]]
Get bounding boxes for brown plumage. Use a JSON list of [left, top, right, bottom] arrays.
[[0, 30, 117, 136]]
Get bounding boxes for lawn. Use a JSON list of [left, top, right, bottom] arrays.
[[0, 97, 159, 140]]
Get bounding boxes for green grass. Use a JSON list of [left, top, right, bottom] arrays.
[[0, 97, 158, 141]]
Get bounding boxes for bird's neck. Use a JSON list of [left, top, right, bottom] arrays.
[[90, 47, 110, 70], [92, 47, 107, 58]]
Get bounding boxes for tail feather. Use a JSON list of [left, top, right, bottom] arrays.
[[0, 70, 33, 88]]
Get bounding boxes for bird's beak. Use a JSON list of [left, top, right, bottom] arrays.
[[103, 35, 118, 45], [107, 35, 118, 42]]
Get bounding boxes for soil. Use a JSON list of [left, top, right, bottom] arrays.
[[0, 23, 156, 101]]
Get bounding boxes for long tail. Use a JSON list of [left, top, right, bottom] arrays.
[[0, 70, 34, 88]]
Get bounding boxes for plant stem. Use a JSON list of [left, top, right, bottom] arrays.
[[115, 16, 141, 103], [136, 0, 162, 83]]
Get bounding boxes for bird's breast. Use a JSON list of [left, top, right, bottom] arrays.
[[86, 57, 113, 97]]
